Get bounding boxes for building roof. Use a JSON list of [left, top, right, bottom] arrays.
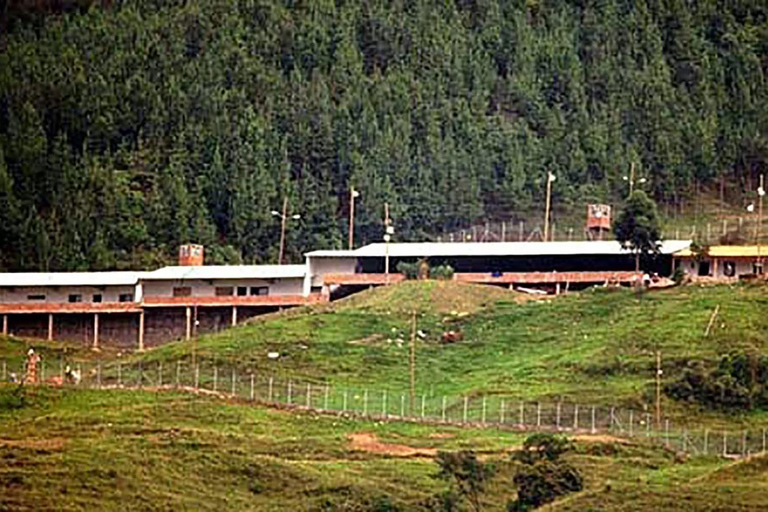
[[674, 245, 765, 258], [0, 271, 143, 288], [306, 240, 692, 258], [141, 265, 306, 281]]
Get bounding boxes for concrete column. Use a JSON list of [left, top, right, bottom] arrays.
[[138, 311, 145, 351], [555, 282, 561, 295], [232, 306, 238, 327], [2, 314, 7, 336], [712, 258, 718, 277], [47, 314, 53, 341], [185, 307, 191, 341], [93, 313, 99, 349]]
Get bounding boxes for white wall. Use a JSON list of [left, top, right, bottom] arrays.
[[678, 257, 755, 278], [141, 277, 304, 298], [307, 257, 358, 287], [0, 285, 136, 303]]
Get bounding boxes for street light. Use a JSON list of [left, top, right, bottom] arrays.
[[349, 187, 360, 250], [272, 198, 301, 265], [623, 162, 646, 196]]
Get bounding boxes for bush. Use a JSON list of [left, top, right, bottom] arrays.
[[508, 434, 583, 511], [434, 450, 495, 511], [665, 352, 768, 410], [429, 264, 455, 280], [396, 261, 420, 280]]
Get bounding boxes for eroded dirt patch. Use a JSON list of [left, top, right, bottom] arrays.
[[0, 438, 66, 451], [348, 432, 437, 457]]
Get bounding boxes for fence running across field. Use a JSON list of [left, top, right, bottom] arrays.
[[3, 357, 767, 459]]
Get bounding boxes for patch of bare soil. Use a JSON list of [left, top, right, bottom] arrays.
[[571, 434, 632, 445], [0, 438, 66, 451], [348, 432, 437, 457], [428, 433, 454, 439]]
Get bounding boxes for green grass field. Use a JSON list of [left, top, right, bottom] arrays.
[[3, 281, 768, 509]]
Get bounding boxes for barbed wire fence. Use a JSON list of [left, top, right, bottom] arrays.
[[3, 357, 766, 459]]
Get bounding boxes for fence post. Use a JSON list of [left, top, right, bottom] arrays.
[[343, 390, 348, 412], [400, 394, 405, 418], [363, 389, 368, 415], [195, 365, 200, 391], [704, 430, 709, 455], [723, 431, 728, 457], [213, 367, 218, 393], [158, 362, 163, 387], [536, 403, 541, 428], [442, 396, 447, 422], [176, 361, 181, 388], [324, 385, 329, 411], [519, 402, 524, 428], [421, 394, 426, 419], [268, 377, 273, 401], [250, 374, 255, 401], [665, 420, 670, 447], [231, 370, 237, 397], [482, 396, 487, 425], [307, 383, 312, 409], [382, 390, 387, 418], [742, 430, 747, 457], [287, 380, 292, 405], [556, 402, 561, 430], [629, 410, 634, 437], [573, 404, 579, 431], [463, 396, 468, 424], [591, 406, 596, 434], [500, 399, 505, 424]]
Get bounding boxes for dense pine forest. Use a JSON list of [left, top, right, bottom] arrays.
[[0, 0, 767, 270]]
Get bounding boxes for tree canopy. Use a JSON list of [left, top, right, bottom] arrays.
[[613, 190, 663, 271], [1, 0, 767, 270]]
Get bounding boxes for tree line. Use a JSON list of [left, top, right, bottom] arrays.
[[1, 0, 766, 270]]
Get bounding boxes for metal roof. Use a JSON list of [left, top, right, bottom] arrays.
[[306, 240, 692, 258], [141, 265, 306, 281], [0, 271, 143, 288], [674, 245, 764, 258]]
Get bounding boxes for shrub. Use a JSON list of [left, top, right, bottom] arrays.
[[429, 264, 455, 280], [396, 262, 420, 280], [508, 434, 583, 511], [665, 352, 768, 410], [434, 450, 495, 512]]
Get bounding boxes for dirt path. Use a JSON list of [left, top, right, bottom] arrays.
[[348, 432, 437, 457]]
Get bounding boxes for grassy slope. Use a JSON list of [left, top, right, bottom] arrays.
[[111, 280, 768, 429], [2, 385, 766, 511]]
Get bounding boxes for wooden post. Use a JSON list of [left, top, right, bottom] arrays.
[[2, 314, 7, 335], [544, 172, 553, 242], [185, 306, 191, 341], [92, 313, 99, 349], [656, 351, 662, 429], [409, 309, 416, 414], [278, 196, 288, 265], [232, 306, 238, 327], [519, 221, 524, 241], [47, 313, 53, 341], [501, 221, 506, 242], [138, 311, 145, 352]]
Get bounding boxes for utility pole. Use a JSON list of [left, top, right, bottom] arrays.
[[272, 198, 301, 265], [758, 174, 765, 274], [655, 350, 662, 430], [543, 172, 555, 242], [384, 203, 392, 281], [629, 162, 636, 196], [278, 197, 288, 265], [409, 310, 416, 414], [348, 187, 360, 250]]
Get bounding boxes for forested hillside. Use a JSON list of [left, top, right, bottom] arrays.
[[1, 0, 767, 271]]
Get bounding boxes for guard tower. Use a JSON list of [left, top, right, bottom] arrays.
[[586, 204, 611, 240], [178, 244, 204, 266]]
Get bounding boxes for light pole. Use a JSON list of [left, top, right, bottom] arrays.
[[384, 202, 394, 282], [623, 162, 647, 197], [271, 197, 301, 265], [750, 175, 765, 274], [349, 187, 360, 250], [543, 172, 555, 242]]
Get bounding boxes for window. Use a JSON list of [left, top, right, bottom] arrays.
[[723, 261, 736, 278], [119, 294, 134, 302], [68, 294, 82, 303], [92, 294, 102, 303], [27, 294, 45, 301], [237, 286, 248, 296], [215, 287, 234, 296], [249, 286, 269, 296], [173, 287, 192, 297]]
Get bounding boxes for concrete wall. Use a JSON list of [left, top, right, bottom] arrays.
[[308, 257, 358, 287], [0, 285, 136, 304], [677, 257, 755, 278], [142, 278, 304, 298], [5, 312, 140, 348]]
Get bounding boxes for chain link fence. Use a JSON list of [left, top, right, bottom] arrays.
[[3, 357, 767, 459]]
